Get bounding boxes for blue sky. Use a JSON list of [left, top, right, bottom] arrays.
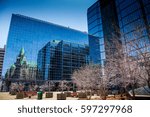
[[0, 0, 97, 48]]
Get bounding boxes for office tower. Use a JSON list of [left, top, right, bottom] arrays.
[[87, 0, 150, 64], [37, 40, 89, 81], [3, 14, 89, 77], [87, 1, 102, 65], [116, 0, 150, 56], [0, 46, 5, 79], [88, 35, 101, 64], [87, 0, 120, 66]]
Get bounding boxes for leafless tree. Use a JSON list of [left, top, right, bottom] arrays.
[[44, 81, 55, 92], [127, 33, 150, 88], [105, 36, 128, 94], [72, 64, 110, 99], [72, 26, 150, 100], [58, 80, 68, 92], [104, 26, 150, 98]]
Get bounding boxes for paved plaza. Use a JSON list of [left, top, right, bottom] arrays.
[[0, 92, 78, 100], [0, 92, 128, 100]]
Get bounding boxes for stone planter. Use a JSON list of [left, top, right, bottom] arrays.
[[10, 91, 17, 95], [57, 93, 66, 100], [96, 90, 101, 96], [121, 97, 125, 100], [16, 92, 24, 99], [101, 95, 107, 100], [65, 92, 71, 97], [78, 92, 87, 98], [86, 91, 94, 96], [86, 92, 91, 96], [45, 92, 53, 98]]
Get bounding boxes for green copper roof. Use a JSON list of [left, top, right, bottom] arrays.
[[10, 64, 16, 69], [28, 62, 37, 67], [22, 56, 27, 62], [20, 48, 25, 56]]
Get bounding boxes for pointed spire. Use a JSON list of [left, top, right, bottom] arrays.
[[20, 47, 25, 56], [10, 64, 16, 69], [21, 48, 24, 55]]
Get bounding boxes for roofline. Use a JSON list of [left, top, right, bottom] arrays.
[[12, 14, 88, 34], [38, 39, 89, 52], [87, 0, 99, 12]]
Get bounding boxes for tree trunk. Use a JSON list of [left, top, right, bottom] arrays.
[[148, 81, 150, 89], [148, 76, 150, 89], [89, 90, 92, 100], [131, 86, 135, 100]]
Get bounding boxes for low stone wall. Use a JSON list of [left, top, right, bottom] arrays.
[[134, 95, 150, 100]]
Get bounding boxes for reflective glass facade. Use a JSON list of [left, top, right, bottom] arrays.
[[87, 1, 105, 65], [88, 35, 101, 64], [116, 0, 150, 56], [37, 40, 89, 81], [87, 0, 120, 66], [88, 0, 150, 63], [3, 14, 89, 76]]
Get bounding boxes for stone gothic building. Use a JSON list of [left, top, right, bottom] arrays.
[[5, 48, 37, 81]]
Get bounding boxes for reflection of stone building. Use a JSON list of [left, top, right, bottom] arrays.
[[27, 62, 37, 81], [5, 48, 37, 81]]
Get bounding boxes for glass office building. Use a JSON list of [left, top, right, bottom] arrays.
[[87, 0, 120, 66], [115, 0, 150, 56], [87, 0, 150, 64], [88, 35, 101, 64], [2, 14, 89, 77], [87, 1, 103, 65], [37, 40, 89, 81]]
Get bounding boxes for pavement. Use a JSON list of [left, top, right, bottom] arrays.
[[0, 92, 79, 100], [0, 92, 127, 100]]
